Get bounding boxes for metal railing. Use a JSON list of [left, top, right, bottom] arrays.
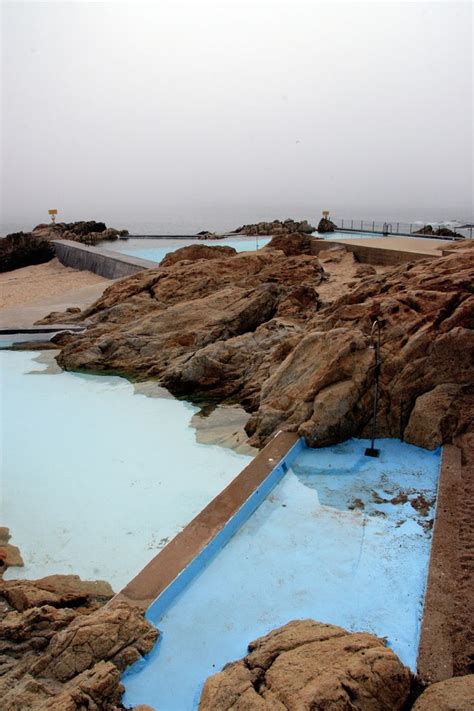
[[331, 218, 473, 240]]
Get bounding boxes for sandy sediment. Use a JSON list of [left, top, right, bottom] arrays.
[[0, 258, 108, 310], [0, 259, 112, 329]]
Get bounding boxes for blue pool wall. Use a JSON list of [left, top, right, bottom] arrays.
[[145, 436, 305, 624]]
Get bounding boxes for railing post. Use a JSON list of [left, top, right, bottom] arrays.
[[396, 222, 399, 233], [351, 219, 353, 229], [372, 221, 375, 232], [361, 220, 363, 230], [410, 223, 412, 234], [342, 219, 344, 228]]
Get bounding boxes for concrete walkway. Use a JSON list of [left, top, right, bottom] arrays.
[[336, 235, 451, 255]]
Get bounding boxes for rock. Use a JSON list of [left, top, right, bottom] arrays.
[[412, 675, 474, 710], [246, 247, 474, 448], [317, 217, 338, 233], [355, 263, 377, 277], [234, 219, 316, 236], [0, 574, 114, 611], [160, 243, 236, 267], [318, 246, 348, 263], [264, 232, 322, 257], [0, 527, 24, 577], [0, 232, 55, 273], [404, 383, 473, 449], [414, 224, 463, 239], [199, 619, 412, 710], [0, 575, 158, 711], [40, 243, 474, 451]]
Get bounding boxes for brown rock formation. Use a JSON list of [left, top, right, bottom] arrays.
[[40, 241, 473, 451], [199, 619, 412, 710], [412, 675, 474, 710], [317, 216, 338, 233], [160, 243, 236, 267], [0, 575, 158, 711], [233, 218, 316, 235]]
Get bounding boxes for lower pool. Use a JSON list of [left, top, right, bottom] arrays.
[[106, 236, 272, 264], [0, 350, 252, 590], [122, 438, 440, 710]]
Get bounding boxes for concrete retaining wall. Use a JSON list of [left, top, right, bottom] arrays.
[[311, 239, 432, 265], [53, 240, 158, 279]]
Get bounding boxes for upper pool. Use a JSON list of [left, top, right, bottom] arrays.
[[122, 437, 440, 710], [0, 349, 252, 591]]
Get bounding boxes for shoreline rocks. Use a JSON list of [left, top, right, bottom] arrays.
[[0, 574, 158, 710], [232, 218, 316, 235], [0, 221, 129, 274], [43, 239, 473, 452], [199, 619, 413, 710]]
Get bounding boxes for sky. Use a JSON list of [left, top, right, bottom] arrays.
[[1, 0, 472, 232]]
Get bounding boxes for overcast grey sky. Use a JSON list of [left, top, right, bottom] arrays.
[[1, 0, 472, 231]]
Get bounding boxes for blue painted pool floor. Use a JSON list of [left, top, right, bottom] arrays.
[[122, 438, 440, 711]]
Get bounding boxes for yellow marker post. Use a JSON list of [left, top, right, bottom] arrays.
[[48, 209, 58, 223], [322, 210, 330, 219]]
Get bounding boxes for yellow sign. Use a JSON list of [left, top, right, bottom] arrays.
[[48, 209, 58, 215]]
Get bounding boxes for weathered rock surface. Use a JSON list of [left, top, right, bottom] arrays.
[[414, 224, 464, 239], [233, 218, 316, 235], [1, 221, 129, 273], [0, 575, 158, 710], [0, 527, 24, 577], [317, 216, 338, 233], [0, 232, 55, 272], [160, 243, 236, 266], [41, 240, 473, 450], [412, 675, 474, 710], [199, 619, 412, 710]]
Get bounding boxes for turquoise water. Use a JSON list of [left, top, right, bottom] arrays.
[[0, 349, 252, 591], [106, 236, 272, 264], [122, 438, 440, 710]]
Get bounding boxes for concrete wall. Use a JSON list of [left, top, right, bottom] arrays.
[[311, 239, 432, 265], [53, 240, 158, 279]]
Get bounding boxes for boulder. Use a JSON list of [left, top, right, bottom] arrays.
[[317, 217, 338, 233], [160, 244, 236, 267], [0, 575, 158, 711], [234, 219, 316, 236], [412, 675, 474, 710], [199, 619, 412, 710], [0, 232, 55, 273]]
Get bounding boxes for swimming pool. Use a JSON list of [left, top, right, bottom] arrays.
[[106, 236, 272, 264], [122, 438, 440, 710], [0, 349, 252, 590]]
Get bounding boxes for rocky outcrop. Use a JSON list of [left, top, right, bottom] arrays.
[[31, 221, 129, 245], [0, 232, 55, 272], [414, 225, 463, 239], [233, 218, 316, 235], [40, 241, 473, 451], [160, 243, 236, 267], [317, 216, 338, 233], [0, 221, 129, 273], [0, 527, 24, 576], [0, 575, 158, 710], [246, 245, 474, 448], [412, 675, 474, 710], [199, 619, 412, 710]]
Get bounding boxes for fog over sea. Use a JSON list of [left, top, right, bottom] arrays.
[[1, 203, 472, 238]]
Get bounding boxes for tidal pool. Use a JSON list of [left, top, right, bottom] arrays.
[[122, 438, 440, 711], [0, 350, 252, 590]]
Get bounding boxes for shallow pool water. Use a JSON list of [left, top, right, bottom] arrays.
[[0, 350, 252, 590], [122, 438, 440, 711], [106, 236, 272, 264]]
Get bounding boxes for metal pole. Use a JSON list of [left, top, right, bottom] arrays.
[[372, 221, 375, 232], [365, 318, 381, 458], [410, 223, 412, 234], [396, 222, 399, 233], [361, 220, 363, 230], [342, 219, 344, 228], [351, 219, 353, 229]]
